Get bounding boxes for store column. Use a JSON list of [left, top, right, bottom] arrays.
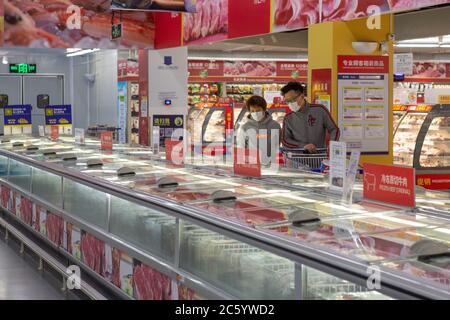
[[308, 14, 394, 165], [138, 50, 149, 146], [148, 47, 188, 149]]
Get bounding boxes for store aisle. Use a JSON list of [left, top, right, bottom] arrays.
[[0, 237, 66, 300]]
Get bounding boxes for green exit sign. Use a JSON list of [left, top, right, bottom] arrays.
[[9, 64, 37, 74], [112, 23, 122, 40]]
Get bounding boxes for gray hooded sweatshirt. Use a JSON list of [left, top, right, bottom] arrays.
[[282, 102, 340, 149], [236, 112, 281, 164]]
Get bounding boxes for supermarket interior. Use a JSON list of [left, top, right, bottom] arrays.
[[0, 0, 450, 302]]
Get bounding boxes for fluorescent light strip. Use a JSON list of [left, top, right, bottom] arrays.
[[188, 56, 308, 62], [395, 44, 440, 48], [66, 49, 100, 57]]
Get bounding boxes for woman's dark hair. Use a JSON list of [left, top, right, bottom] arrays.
[[281, 82, 304, 96], [246, 95, 267, 111]]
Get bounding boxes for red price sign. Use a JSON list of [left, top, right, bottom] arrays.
[[165, 138, 184, 166], [233, 147, 261, 178], [363, 163, 415, 208], [50, 125, 59, 141], [101, 131, 113, 150]]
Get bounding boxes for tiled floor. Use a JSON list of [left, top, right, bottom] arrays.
[[0, 237, 66, 300]]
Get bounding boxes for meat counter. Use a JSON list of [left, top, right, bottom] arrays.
[[0, 137, 450, 300]]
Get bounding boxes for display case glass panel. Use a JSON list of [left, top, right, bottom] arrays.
[[420, 116, 450, 168], [204, 110, 226, 143], [180, 222, 295, 300], [32, 167, 62, 207], [8, 159, 32, 191], [394, 112, 427, 166], [110, 196, 176, 262], [63, 178, 108, 229], [0, 155, 8, 177]]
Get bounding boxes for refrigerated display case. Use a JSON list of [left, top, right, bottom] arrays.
[[188, 83, 221, 106], [394, 105, 432, 166], [393, 105, 408, 133], [1, 136, 450, 300], [234, 106, 290, 133]]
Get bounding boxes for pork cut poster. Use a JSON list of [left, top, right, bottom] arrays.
[[133, 260, 173, 300], [3, 0, 155, 48], [112, 0, 197, 12], [183, 0, 228, 45]]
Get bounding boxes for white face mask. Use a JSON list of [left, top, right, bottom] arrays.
[[250, 111, 265, 122], [288, 102, 301, 112]]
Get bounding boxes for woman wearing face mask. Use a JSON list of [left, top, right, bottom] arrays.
[[281, 82, 339, 153], [236, 95, 281, 165]]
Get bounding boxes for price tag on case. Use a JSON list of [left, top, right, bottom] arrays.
[[101, 131, 113, 150]]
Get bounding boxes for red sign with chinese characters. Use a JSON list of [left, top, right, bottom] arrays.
[[276, 62, 308, 78], [416, 174, 450, 190], [311, 69, 332, 106], [165, 138, 184, 165], [233, 147, 261, 178], [338, 56, 389, 74], [363, 163, 415, 208], [101, 131, 113, 150], [50, 125, 59, 141], [228, 0, 271, 38]]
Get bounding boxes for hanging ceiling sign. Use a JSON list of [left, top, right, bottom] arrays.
[[111, 0, 197, 12]]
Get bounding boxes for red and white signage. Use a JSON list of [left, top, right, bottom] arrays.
[[233, 147, 261, 178], [50, 125, 59, 141], [229, 0, 271, 38], [338, 56, 389, 74], [101, 131, 113, 150], [416, 174, 450, 190], [165, 138, 184, 165], [363, 163, 415, 208]]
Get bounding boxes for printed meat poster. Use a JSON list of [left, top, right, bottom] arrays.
[[80, 231, 106, 276], [67, 223, 82, 260], [183, 0, 228, 45], [387, 0, 450, 12], [1, 185, 10, 209], [411, 62, 449, 78], [322, 0, 390, 23], [46, 212, 64, 247], [112, 0, 197, 12], [0, 0, 3, 46], [32, 204, 48, 236], [272, 0, 320, 32], [133, 260, 173, 300], [13, 191, 20, 215], [3, 0, 155, 48], [110, 248, 134, 297], [224, 61, 276, 77], [20, 196, 33, 227]]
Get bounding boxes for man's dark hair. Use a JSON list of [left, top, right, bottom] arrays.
[[246, 95, 267, 110], [281, 82, 304, 96]]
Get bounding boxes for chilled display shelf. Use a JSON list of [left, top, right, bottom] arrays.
[[0, 137, 450, 300]]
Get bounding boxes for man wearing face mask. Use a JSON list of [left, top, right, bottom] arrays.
[[281, 82, 339, 153], [236, 95, 281, 164]]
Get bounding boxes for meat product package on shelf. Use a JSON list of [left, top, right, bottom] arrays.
[[183, 0, 228, 44], [81, 231, 106, 276], [4, 0, 155, 48], [46, 212, 64, 247], [133, 261, 173, 300]]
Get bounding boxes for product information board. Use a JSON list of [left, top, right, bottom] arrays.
[[3, 105, 32, 135], [117, 81, 128, 144], [45, 105, 72, 126], [337, 56, 389, 154], [329, 141, 347, 193], [153, 115, 184, 147]]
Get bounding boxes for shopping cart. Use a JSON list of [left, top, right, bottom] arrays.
[[281, 147, 328, 172]]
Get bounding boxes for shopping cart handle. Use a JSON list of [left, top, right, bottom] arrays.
[[280, 147, 327, 154]]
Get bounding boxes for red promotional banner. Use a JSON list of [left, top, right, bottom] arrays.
[[188, 60, 308, 83], [338, 56, 390, 74], [233, 147, 261, 178], [363, 163, 415, 208], [101, 131, 113, 150], [50, 125, 59, 141], [155, 12, 182, 49], [229, 0, 271, 38], [416, 174, 450, 190], [183, 0, 229, 45]]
